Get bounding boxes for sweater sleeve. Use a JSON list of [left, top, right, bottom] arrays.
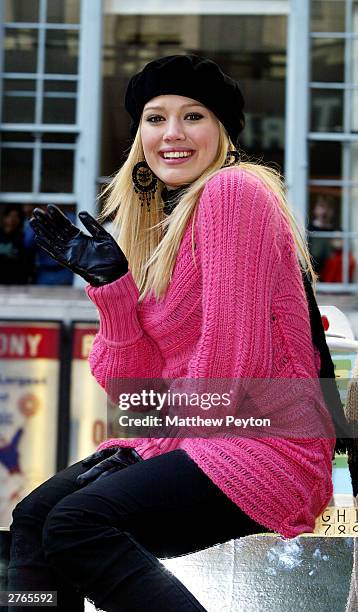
[[155, 168, 283, 453], [86, 270, 164, 386], [85, 270, 164, 456]]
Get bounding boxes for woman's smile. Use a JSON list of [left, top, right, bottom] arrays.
[[159, 149, 196, 164]]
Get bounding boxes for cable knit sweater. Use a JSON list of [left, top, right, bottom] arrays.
[[86, 167, 335, 540]]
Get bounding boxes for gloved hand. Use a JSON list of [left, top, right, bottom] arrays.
[[29, 205, 128, 287], [76, 447, 142, 487]]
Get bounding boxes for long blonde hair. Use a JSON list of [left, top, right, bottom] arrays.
[[99, 122, 317, 301]]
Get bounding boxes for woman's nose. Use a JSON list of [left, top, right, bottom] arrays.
[[163, 119, 186, 141]]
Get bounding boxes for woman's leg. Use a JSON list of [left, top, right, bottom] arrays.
[[42, 449, 266, 612], [8, 459, 88, 612]]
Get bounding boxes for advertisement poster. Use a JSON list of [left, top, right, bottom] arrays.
[[0, 321, 61, 528], [69, 323, 107, 464]]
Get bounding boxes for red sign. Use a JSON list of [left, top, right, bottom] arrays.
[[0, 323, 60, 359], [72, 325, 98, 360]]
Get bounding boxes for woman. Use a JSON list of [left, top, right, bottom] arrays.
[[8, 55, 347, 612]]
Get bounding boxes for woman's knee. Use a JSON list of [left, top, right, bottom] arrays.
[[11, 488, 49, 532], [42, 491, 111, 563]]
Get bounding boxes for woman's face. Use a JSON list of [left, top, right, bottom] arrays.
[[140, 95, 220, 189]]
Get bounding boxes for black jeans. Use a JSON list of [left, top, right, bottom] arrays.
[[8, 449, 265, 612]]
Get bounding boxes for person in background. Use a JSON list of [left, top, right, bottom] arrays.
[[0, 205, 29, 285], [307, 194, 356, 283]]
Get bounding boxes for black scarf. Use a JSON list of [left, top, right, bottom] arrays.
[[161, 185, 189, 215], [161, 186, 351, 455], [301, 271, 351, 455]]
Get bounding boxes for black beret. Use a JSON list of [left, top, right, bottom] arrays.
[[125, 54, 245, 146]]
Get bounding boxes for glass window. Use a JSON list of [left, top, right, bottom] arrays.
[[2, 79, 36, 123], [4, 0, 39, 23], [45, 29, 79, 74], [311, 38, 345, 82], [41, 149, 74, 192], [308, 188, 342, 229], [311, 88, 344, 132], [311, 1, 346, 33], [43, 80, 77, 123], [309, 140, 342, 178], [350, 237, 358, 283], [4, 27, 38, 73], [100, 14, 287, 178], [349, 186, 358, 232], [42, 132, 76, 143], [46, 0, 80, 24], [353, 2, 358, 34], [1, 146, 33, 191], [349, 141, 358, 177], [316, 236, 357, 284], [1, 131, 33, 142]]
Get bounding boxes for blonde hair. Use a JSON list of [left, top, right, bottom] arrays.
[[99, 122, 317, 301]]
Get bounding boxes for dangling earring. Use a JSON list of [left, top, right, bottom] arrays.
[[223, 149, 241, 168], [132, 161, 158, 211]]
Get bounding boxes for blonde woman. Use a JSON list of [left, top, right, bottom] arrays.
[[8, 55, 346, 612]]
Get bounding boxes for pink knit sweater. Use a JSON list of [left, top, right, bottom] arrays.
[[86, 168, 335, 539]]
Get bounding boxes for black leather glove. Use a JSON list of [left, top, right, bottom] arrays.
[[76, 447, 142, 487], [29, 205, 128, 287]]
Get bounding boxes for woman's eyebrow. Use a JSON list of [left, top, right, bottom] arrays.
[[143, 103, 206, 112]]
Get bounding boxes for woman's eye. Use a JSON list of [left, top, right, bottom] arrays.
[[186, 113, 203, 120], [146, 113, 203, 123], [146, 115, 163, 123]]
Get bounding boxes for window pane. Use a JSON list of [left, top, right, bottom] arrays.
[[45, 29, 79, 74], [101, 14, 287, 177], [311, 38, 344, 82], [43, 97, 76, 123], [1, 147, 33, 191], [4, 0, 39, 22], [307, 188, 343, 281], [351, 90, 358, 132], [40, 149, 74, 192], [318, 237, 356, 283], [43, 80, 77, 123], [2, 131, 33, 142], [318, 236, 355, 283], [2, 79, 36, 123], [42, 133, 76, 143], [46, 0, 80, 24], [307, 234, 342, 281], [352, 36, 358, 86], [309, 141, 342, 179], [349, 187, 358, 232], [308, 189, 342, 229], [350, 141, 358, 177], [311, 1, 345, 33], [350, 237, 358, 283], [353, 2, 358, 34], [311, 89, 343, 132], [4, 28, 38, 73]]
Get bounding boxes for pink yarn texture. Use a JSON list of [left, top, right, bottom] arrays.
[[86, 168, 335, 539]]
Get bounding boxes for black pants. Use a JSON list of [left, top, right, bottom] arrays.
[[8, 449, 266, 612]]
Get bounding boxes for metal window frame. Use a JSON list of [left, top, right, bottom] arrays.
[[104, 0, 289, 16], [0, 0, 102, 286], [286, 0, 358, 292]]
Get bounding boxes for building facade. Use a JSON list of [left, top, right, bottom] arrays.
[[0, 0, 357, 293]]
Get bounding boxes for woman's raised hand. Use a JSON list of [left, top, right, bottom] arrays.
[[30, 205, 128, 286]]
